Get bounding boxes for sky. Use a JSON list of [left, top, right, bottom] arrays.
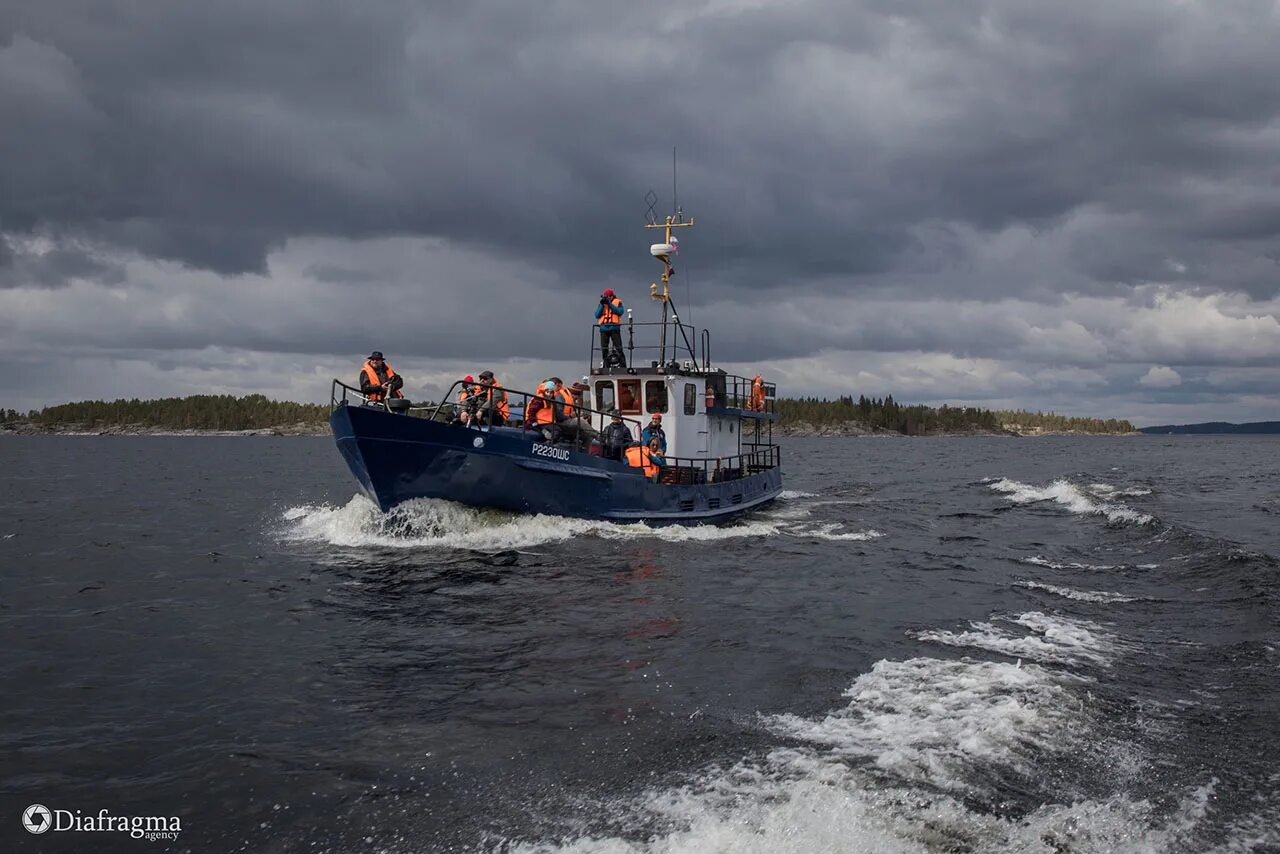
[[2, 0, 1279, 425]]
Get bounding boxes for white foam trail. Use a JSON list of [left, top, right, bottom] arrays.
[[279, 495, 882, 550], [768, 657, 1086, 790], [990, 478, 1153, 525], [1021, 555, 1158, 571], [502, 658, 1214, 853], [778, 489, 819, 499], [1016, 580, 1140, 604], [912, 611, 1125, 667], [1089, 482, 1153, 498]]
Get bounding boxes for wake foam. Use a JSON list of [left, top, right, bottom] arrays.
[[1022, 555, 1159, 571], [501, 657, 1214, 853], [279, 495, 882, 551], [911, 611, 1126, 667], [990, 478, 1153, 525], [1016, 580, 1140, 604]]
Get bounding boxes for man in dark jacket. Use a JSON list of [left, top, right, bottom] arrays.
[[359, 351, 404, 402], [600, 409, 633, 461]]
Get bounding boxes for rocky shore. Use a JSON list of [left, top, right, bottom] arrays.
[[1, 421, 329, 437]]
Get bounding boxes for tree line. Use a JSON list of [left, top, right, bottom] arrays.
[[3, 395, 329, 431], [775, 395, 1134, 435]]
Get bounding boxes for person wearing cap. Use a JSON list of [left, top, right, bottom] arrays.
[[524, 381, 563, 443], [640, 413, 667, 453], [454, 375, 479, 425], [551, 376, 598, 448], [600, 409, 633, 461], [473, 370, 510, 426], [594, 288, 626, 368], [359, 351, 404, 403]]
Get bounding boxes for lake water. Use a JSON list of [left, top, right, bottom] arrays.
[[1, 435, 1277, 852]]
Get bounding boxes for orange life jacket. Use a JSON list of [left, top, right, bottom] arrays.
[[750, 375, 766, 411], [530, 393, 556, 425], [597, 297, 623, 326], [477, 381, 510, 420], [362, 361, 403, 401], [625, 445, 659, 479], [557, 387, 575, 417]]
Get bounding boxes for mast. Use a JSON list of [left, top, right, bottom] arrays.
[[645, 212, 694, 364]]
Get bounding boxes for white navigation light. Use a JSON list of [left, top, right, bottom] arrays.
[[650, 243, 675, 257]]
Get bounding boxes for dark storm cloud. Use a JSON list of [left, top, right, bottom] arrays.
[[4, 0, 1279, 289]]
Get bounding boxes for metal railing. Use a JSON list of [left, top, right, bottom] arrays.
[[653, 445, 782, 485], [589, 319, 710, 372]]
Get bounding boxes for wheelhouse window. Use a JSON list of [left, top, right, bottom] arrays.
[[595, 381, 615, 414], [684, 383, 697, 415], [618, 379, 641, 415], [645, 381, 668, 414]]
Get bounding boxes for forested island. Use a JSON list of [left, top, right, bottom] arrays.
[[2, 393, 1135, 437], [776, 395, 1135, 436]]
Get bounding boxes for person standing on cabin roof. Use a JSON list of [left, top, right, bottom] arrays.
[[749, 375, 767, 411], [601, 409, 632, 461], [473, 370, 510, 426], [360, 351, 404, 402], [641, 413, 666, 453], [595, 289, 626, 368]]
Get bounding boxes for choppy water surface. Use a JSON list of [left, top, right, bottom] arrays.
[[1, 435, 1277, 853]]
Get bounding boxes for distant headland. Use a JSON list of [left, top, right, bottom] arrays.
[[1, 394, 1136, 437], [1138, 421, 1280, 435]]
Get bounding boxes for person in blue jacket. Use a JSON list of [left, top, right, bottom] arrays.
[[595, 288, 626, 368], [641, 413, 667, 453]]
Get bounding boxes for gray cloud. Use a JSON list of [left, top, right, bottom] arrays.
[[1, 0, 1279, 421]]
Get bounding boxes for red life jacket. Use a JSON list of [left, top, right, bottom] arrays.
[[362, 361, 403, 401]]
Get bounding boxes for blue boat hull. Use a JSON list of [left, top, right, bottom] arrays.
[[330, 404, 782, 522]]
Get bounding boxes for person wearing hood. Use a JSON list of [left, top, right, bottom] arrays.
[[600, 409, 633, 461]]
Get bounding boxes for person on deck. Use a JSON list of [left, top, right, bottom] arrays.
[[646, 436, 666, 467], [595, 289, 626, 368], [473, 370, 509, 426], [359, 351, 404, 402], [625, 441, 660, 481], [525, 382, 562, 443], [454, 375, 478, 425], [641, 413, 667, 453], [551, 376, 598, 447], [601, 409, 633, 461]]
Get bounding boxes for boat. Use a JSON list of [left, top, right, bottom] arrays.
[[328, 209, 783, 523]]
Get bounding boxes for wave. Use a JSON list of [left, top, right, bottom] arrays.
[[279, 495, 882, 551], [1016, 580, 1141, 604], [1088, 482, 1154, 498], [501, 657, 1215, 853], [1022, 555, 1159, 571], [911, 611, 1127, 667], [990, 478, 1153, 525]]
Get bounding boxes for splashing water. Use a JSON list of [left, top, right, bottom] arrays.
[[278, 494, 883, 551], [990, 478, 1154, 525]]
